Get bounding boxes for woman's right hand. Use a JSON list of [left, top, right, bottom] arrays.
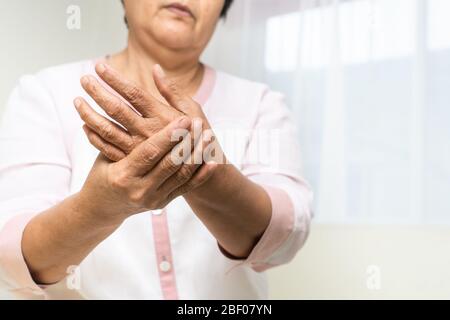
[[77, 115, 217, 226], [21, 116, 217, 285]]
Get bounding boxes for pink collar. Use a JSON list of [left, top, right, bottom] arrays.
[[192, 65, 216, 106]]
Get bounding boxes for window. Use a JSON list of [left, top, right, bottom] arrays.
[[205, 0, 450, 224]]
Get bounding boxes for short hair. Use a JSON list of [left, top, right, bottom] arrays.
[[221, 0, 234, 18], [121, 0, 234, 20]]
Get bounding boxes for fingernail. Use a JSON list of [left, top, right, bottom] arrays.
[[80, 76, 91, 86], [74, 98, 82, 109], [96, 63, 107, 74], [154, 64, 166, 78], [176, 116, 191, 129]]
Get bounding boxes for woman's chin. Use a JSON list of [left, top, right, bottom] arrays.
[[152, 30, 196, 50], [145, 16, 194, 46]]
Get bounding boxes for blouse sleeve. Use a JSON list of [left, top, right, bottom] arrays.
[[0, 75, 71, 299], [220, 88, 313, 272]]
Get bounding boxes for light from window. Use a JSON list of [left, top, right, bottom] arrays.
[[428, 0, 450, 50], [265, 0, 417, 71]]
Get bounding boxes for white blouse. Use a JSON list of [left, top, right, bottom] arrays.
[[0, 60, 313, 300]]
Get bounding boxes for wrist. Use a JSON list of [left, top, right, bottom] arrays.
[[73, 190, 126, 231]]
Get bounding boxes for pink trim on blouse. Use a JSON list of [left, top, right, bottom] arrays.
[[148, 65, 216, 300], [218, 185, 295, 272], [247, 185, 295, 271], [0, 212, 47, 299], [192, 65, 216, 106], [151, 210, 178, 300]]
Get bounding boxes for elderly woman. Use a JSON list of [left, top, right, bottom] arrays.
[[0, 0, 312, 299]]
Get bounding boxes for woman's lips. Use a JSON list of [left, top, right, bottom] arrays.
[[164, 3, 194, 18]]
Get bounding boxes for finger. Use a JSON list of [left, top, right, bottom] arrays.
[[80, 75, 142, 132], [123, 116, 192, 176], [153, 64, 193, 114], [74, 97, 134, 154], [165, 162, 218, 202], [82, 125, 126, 162], [147, 119, 202, 192], [156, 120, 206, 193], [95, 63, 161, 117], [157, 163, 201, 197]]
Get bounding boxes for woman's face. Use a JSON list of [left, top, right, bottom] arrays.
[[123, 0, 225, 52]]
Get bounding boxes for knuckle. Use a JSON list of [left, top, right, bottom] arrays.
[[109, 172, 127, 190], [160, 156, 177, 172], [103, 147, 117, 161], [127, 86, 145, 103], [129, 189, 146, 205], [108, 102, 124, 120], [123, 139, 135, 154], [100, 124, 114, 140], [142, 142, 160, 163], [175, 166, 193, 183]]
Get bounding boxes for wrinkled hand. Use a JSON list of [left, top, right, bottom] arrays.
[[78, 116, 217, 223], [76, 63, 219, 162]]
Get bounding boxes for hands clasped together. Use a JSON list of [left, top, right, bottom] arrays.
[[74, 63, 224, 221], [20, 63, 272, 285]]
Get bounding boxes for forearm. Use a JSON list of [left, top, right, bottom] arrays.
[[22, 193, 122, 285], [21, 117, 196, 285], [184, 164, 272, 258]]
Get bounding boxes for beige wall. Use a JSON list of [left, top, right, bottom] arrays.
[[0, 0, 236, 114], [0, 0, 127, 113], [268, 223, 450, 299]]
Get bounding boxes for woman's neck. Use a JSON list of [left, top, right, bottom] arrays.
[[106, 37, 205, 103]]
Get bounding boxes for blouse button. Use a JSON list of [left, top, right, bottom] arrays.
[[152, 209, 164, 216], [159, 260, 172, 272]]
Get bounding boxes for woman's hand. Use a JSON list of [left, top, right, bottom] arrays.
[[76, 63, 219, 162], [74, 63, 269, 260], [22, 113, 218, 285], [76, 115, 217, 224]]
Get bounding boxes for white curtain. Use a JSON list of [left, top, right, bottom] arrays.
[[203, 0, 450, 224]]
